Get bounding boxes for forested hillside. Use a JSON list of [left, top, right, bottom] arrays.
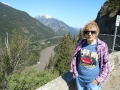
[[0, 2, 61, 90], [0, 2, 56, 41], [0, 30, 80, 89]]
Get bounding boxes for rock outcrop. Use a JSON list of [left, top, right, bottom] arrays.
[[95, 1, 120, 35]]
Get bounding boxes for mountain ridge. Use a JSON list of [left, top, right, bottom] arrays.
[[35, 14, 79, 36], [0, 2, 56, 41]]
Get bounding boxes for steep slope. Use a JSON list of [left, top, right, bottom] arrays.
[[0, 2, 56, 41], [95, 0, 120, 35], [35, 15, 79, 36]]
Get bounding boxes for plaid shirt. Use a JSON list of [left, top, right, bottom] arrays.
[[71, 38, 111, 84]]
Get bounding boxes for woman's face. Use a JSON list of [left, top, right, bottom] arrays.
[[84, 28, 97, 42]]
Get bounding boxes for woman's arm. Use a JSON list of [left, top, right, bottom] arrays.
[[96, 44, 111, 84]]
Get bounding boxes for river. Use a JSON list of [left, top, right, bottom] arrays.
[[36, 45, 56, 71]]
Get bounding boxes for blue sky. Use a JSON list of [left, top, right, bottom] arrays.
[[0, 0, 106, 28]]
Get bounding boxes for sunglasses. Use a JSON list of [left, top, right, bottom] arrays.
[[83, 31, 96, 34]]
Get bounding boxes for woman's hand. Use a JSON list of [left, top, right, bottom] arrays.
[[93, 79, 98, 85], [76, 74, 78, 78]]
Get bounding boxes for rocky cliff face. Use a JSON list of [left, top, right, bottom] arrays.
[[95, 1, 120, 35]]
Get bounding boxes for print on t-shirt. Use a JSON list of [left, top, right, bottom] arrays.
[[80, 49, 98, 68]]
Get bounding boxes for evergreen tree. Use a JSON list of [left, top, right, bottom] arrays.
[[77, 28, 83, 42], [9, 30, 31, 73], [47, 31, 83, 76], [0, 30, 33, 89], [0, 36, 11, 90], [51, 33, 75, 75]]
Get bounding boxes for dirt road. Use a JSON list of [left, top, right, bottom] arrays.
[[36, 45, 56, 71]]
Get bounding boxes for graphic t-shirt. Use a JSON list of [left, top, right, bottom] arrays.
[[77, 41, 100, 83]]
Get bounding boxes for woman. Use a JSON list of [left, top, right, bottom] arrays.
[[71, 20, 110, 90]]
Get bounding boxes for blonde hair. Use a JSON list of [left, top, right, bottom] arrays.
[[82, 20, 100, 37]]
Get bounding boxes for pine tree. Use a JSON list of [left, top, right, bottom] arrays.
[[52, 33, 75, 75], [0, 30, 32, 89], [77, 28, 83, 42]]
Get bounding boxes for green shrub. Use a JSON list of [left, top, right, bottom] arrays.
[[8, 69, 58, 90]]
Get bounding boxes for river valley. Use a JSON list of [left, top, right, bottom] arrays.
[[36, 45, 56, 71]]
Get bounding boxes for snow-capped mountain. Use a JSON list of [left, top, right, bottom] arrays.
[[1, 2, 10, 6], [35, 15, 79, 36], [36, 15, 54, 19]]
